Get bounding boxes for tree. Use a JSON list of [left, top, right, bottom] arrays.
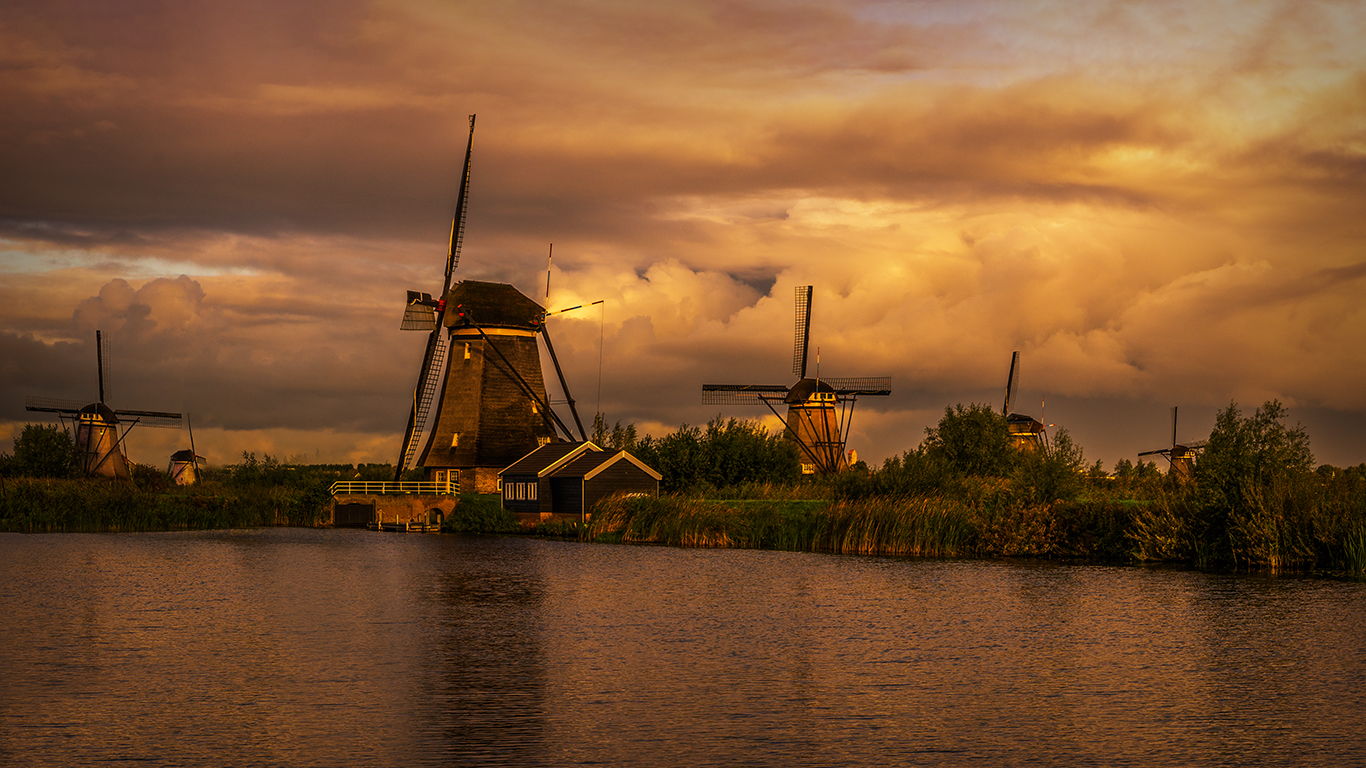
[[922, 403, 1014, 477], [591, 413, 638, 451], [1196, 399, 1314, 512], [1191, 400, 1317, 568], [633, 417, 799, 493], [7, 424, 77, 478], [1012, 426, 1086, 503]]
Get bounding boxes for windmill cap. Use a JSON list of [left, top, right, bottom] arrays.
[[78, 402, 119, 422], [785, 378, 837, 404], [443, 281, 545, 329]]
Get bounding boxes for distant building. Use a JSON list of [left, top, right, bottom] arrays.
[[499, 441, 661, 525], [167, 449, 204, 485], [1006, 413, 1047, 451]]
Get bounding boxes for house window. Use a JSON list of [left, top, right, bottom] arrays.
[[529, 483, 537, 500]]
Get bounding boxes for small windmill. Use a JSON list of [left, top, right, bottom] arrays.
[[1138, 406, 1205, 479], [393, 115, 587, 493], [25, 330, 182, 478], [703, 286, 890, 474], [167, 416, 204, 485], [1001, 351, 1047, 450]]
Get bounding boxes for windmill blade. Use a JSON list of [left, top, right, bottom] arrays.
[[401, 291, 438, 331], [1137, 448, 1171, 458], [97, 329, 111, 404], [114, 409, 183, 429], [793, 285, 812, 379], [443, 114, 476, 288], [395, 328, 450, 478], [25, 395, 87, 414], [1003, 351, 1019, 416], [825, 376, 891, 396], [702, 383, 789, 405]]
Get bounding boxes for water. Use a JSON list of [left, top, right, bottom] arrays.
[[1, 529, 1363, 767]]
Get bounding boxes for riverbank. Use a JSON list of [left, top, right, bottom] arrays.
[[579, 492, 1366, 575], [5, 476, 1363, 575]]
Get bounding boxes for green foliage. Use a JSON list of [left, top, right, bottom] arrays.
[[444, 494, 521, 533], [591, 413, 639, 451], [130, 462, 170, 492], [1121, 401, 1366, 572], [5, 424, 77, 478], [1011, 427, 1086, 505], [633, 417, 800, 493], [922, 403, 1014, 478]]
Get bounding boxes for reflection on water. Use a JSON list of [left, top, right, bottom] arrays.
[[1, 529, 1363, 766]]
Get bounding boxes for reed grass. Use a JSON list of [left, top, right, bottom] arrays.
[[0, 477, 329, 533], [585, 494, 976, 557]]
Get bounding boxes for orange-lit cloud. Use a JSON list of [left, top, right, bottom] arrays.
[[3, 0, 1364, 468]]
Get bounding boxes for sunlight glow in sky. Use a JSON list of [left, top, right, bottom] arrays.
[[2, 0, 1364, 469]]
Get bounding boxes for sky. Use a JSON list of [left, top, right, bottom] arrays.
[[2, 0, 1364, 471]]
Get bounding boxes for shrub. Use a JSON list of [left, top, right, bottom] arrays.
[[6, 424, 77, 478]]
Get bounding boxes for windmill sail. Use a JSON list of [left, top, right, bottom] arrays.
[[793, 285, 812, 379], [395, 115, 476, 480], [98, 329, 110, 404], [703, 284, 889, 475], [1003, 351, 1019, 415]]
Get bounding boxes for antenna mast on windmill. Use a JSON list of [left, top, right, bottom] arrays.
[[1002, 351, 1047, 449], [25, 329, 183, 478], [702, 286, 890, 474], [393, 115, 588, 492]]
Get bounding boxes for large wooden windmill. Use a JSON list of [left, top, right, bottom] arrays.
[[1001, 351, 1047, 450], [394, 115, 587, 493], [25, 330, 182, 478], [1138, 406, 1206, 479], [703, 286, 890, 474]]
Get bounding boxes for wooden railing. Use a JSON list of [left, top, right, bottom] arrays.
[[329, 479, 458, 496]]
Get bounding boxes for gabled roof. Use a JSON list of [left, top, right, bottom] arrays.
[[499, 441, 602, 477], [444, 281, 544, 330], [547, 449, 663, 481]]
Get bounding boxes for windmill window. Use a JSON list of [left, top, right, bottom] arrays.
[[464, 343, 471, 360], [451, 432, 461, 448], [537, 436, 551, 447], [531, 402, 538, 413]]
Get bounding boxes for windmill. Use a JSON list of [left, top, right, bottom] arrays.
[[1138, 406, 1205, 479], [393, 115, 587, 493], [25, 330, 183, 478], [1001, 351, 1047, 450], [702, 286, 890, 474], [167, 416, 204, 485]]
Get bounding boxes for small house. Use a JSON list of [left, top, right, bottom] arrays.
[[499, 441, 661, 524]]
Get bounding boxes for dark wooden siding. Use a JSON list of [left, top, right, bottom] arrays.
[[583, 463, 657, 517], [549, 477, 584, 519], [501, 472, 541, 516]]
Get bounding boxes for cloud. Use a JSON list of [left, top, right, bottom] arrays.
[[2, 0, 1364, 468]]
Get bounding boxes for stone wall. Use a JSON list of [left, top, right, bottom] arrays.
[[327, 494, 460, 527]]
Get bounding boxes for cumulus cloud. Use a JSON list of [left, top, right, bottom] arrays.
[[2, 0, 1364, 467]]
